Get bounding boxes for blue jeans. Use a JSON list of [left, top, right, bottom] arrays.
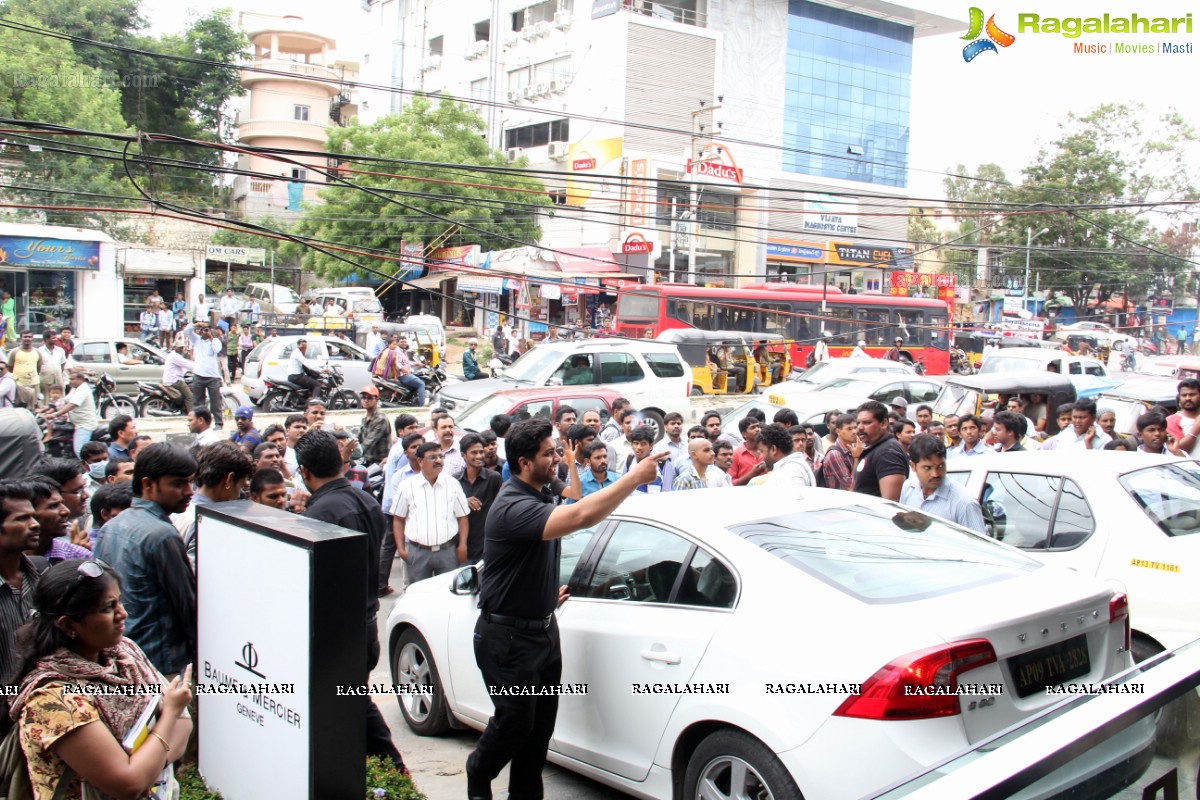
[[73, 426, 95, 458], [397, 373, 426, 405]]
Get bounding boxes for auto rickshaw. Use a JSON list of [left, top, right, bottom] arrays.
[[750, 334, 790, 389], [954, 331, 1001, 372], [657, 329, 759, 395], [932, 374, 1077, 436]]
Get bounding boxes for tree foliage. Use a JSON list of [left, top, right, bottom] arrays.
[[0, 12, 134, 232], [945, 104, 1199, 311], [290, 96, 550, 280]]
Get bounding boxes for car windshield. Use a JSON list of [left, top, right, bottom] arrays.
[[932, 384, 979, 417], [502, 347, 567, 383], [728, 503, 1038, 603], [1136, 359, 1178, 377], [455, 395, 517, 433], [247, 340, 276, 362], [1120, 462, 1200, 537], [271, 286, 300, 304], [795, 361, 836, 384], [353, 299, 383, 313], [978, 356, 1047, 375]]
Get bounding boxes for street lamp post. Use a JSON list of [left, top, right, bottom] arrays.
[[1024, 226, 1049, 315]]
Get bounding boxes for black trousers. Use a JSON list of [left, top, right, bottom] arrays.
[[466, 615, 561, 800], [367, 621, 406, 770], [288, 372, 321, 400], [379, 514, 397, 591], [190, 375, 223, 426]]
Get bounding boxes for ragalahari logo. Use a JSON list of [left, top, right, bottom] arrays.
[[962, 7, 1016, 61]]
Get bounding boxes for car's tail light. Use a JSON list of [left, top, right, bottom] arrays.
[[1110, 592, 1130, 651], [686, 380, 692, 397], [834, 639, 997, 721]]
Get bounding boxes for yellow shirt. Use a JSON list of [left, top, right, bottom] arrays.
[[9, 348, 39, 386]]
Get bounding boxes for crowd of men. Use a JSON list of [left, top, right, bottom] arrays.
[[1, 369, 1196, 794]]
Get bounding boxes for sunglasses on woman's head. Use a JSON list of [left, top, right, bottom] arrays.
[[58, 559, 111, 608]]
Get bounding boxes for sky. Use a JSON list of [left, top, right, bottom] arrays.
[[142, 0, 1200, 204]]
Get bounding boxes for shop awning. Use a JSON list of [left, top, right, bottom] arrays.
[[118, 245, 200, 277], [403, 273, 455, 290], [553, 247, 621, 274]]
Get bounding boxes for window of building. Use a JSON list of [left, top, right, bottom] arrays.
[[428, 36, 443, 57], [655, 181, 737, 231], [293, 105, 310, 121], [783, 0, 913, 188], [475, 20, 490, 41], [470, 78, 488, 101], [291, 168, 307, 181], [504, 119, 569, 150]]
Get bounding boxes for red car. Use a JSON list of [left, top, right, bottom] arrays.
[[451, 387, 626, 434]]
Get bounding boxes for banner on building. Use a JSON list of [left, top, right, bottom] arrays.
[[888, 271, 956, 302], [205, 245, 266, 266], [566, 138, 623, 207], [800, 194, 858, 236], [686, 144, 744, 186], [428, 245, 478, 271], [627, 158, 650, 227]]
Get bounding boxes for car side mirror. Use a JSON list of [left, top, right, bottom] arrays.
[[450, 565, 479, 595]]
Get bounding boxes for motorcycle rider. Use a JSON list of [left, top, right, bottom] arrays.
[[372, 335, 426, 406], [162, 340, 195, 411], [288, 339, 326, 402]]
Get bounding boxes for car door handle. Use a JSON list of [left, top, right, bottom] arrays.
[[640, 649, 681, 665], [118, 365, 129, 370]]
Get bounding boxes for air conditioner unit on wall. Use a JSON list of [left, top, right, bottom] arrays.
[[507, 90, 520, 102], [507, 147, 524, 162], [554, 10, 572, 29], [535, 83, 548, 96], [549, 80, 562, 94], [522, 85, 535, 99], [534, 21, 551, 38], [504, 33, 520, 47], [547, 142, 568, 160], [521, 26, 535, 40]]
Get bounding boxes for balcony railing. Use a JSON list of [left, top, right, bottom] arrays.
[[241, 59, 342, 85], [621, 0, 707, 28]]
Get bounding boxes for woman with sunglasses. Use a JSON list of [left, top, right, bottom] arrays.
[[7, 559, 193, 799]]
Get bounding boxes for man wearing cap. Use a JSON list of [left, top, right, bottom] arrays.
[[890, 396, 910, 422], [886, 336, 904, 362], [359, 385, 392, 465], [230, 406, 263, 451]]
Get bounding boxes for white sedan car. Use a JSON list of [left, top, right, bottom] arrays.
[[241, 334, 373, 402], [385, 488, 1147, 800], [948, 451, 1200, 753]]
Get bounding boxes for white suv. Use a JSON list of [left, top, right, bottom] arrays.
[[438, 339, 690, 435]]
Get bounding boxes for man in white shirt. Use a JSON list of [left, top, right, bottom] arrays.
[[0, 361, 14, 407], [138, 303, 160, 343], [185, 321, 226, 427], [188, 406, 225, 447], [43, 369, 100, 456], [391, 441, 469, 586], [287, 339, 325, 401], [756, 423, 814, 493], [1050, 399, 1112, 451], [156, 304, 174, 337], [161, 341, 195, 410], [193, 296, 212, 325], [37, 330, 66, 398], [219, 289, 241, 322], [365, 325, 384, 357]]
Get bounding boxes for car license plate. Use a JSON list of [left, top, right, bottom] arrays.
[[1007, 635, 1091, 698]]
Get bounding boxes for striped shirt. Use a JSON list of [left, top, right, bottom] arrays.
[[390, 474, 469, 546], [0, 557, 41, 686]]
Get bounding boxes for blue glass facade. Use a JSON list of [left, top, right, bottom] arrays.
[[784, 1, 913, 187]]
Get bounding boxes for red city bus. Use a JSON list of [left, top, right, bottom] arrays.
[[613, 283, 952, 374]]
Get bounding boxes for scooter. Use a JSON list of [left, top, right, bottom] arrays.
[[488, 353, 515, 377], [373, 364, 447, 408]]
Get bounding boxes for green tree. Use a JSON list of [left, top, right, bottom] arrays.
[[0, 13, 134, 232], [290, 96, 550, 280]]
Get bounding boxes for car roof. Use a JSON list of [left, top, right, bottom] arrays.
[[536, 339, 683, 354], [988, 349, 1103, 366], [488, 386, 626, 401], [946, 450, 1186, 476], [945, 373, 1075, 393], [1097, 378, 1179, 404], [818, 372, 926, 387]]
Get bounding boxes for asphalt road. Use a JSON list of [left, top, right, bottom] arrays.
[[370, 559, 631, 800]]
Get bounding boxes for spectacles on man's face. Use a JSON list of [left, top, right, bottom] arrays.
[[424, 454, 444, 462], [359, 393, 377, 400]]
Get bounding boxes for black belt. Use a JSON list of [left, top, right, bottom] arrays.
[[482, 612, 553, 631], [408, 539, 456, 552]]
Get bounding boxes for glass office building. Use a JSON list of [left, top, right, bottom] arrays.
[[784, 0, 913, 188]]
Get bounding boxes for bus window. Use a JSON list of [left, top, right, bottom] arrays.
[[929, 315, 949, 350], [857, 308, 894, 345], [761, 304, 789, 337], [823, 307, 855, 345], [790, 300, 819, 344], [895, 310, 926, 347]]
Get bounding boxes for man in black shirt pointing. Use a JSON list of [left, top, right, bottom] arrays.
[[466, 418, 666, 800]]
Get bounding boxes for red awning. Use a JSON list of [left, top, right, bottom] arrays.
[[553, 247, 621, 274]]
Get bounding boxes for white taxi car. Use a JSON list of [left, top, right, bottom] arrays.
[[386, 488, 1148, 799], [241, 334, 373, 402], [948, 451, 1200, 752]]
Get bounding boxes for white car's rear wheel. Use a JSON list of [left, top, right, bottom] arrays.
[[684, 730, 803, 800], [393, 628, 451, 735], [1132, 637, 1199, 756]]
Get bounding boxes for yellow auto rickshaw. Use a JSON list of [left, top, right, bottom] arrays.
[[657, 329, 766, 395]]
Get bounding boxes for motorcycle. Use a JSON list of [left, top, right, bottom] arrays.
[[912, 357, 927, 376], [488, 353, 515, 378], [38, 415, 113, 459], [950, 348, 975, 375], [373, 364, 447, 408], [88, 373, 137, 420], [259, 365, 359, 413], [136, 378, 245, 419]]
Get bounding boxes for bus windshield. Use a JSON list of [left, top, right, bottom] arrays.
[[616, 291, 660, 320]]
